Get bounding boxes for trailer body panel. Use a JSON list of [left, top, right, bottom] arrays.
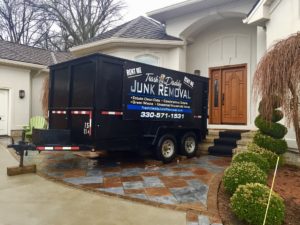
[[48, 53, 208, 151]]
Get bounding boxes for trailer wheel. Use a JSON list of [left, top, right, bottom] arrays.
[[180, 132, 197, 157], [156, 134, 177, 163]]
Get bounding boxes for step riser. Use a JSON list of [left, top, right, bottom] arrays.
[[205, 130, 254, 156], [202, 138, 252, 146], [198, 130, 254, 155], [207, 131, 255, 139]]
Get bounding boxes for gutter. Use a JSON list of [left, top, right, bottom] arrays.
[[70, 37, 185, 53], [0, 58, 48, 71]]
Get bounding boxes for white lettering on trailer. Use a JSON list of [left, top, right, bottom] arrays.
[[130, 80, 155, 95], [136, 67, 142, 74], [71, 110, 93, 136], [193, 115, 202, 119], [126, 67, 143, 78], [184, 76, 194, 88], [127, 68, 136, 76]]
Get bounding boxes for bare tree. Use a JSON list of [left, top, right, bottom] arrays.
[[32, 0, 125, 50], [253, 32, 300, 153], [0, 0, 53, 47]]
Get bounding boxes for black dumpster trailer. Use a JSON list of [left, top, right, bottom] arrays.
[[11, 53, 209, 163]]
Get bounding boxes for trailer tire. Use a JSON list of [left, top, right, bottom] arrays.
[[156, 134, 177, 163], [180, 132, 197, 157]]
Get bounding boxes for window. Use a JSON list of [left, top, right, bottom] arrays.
[[135, 54, 159, 66], [214, 79, 219, 107]]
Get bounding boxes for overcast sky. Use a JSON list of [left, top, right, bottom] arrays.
[[122, 0, 185, 21]]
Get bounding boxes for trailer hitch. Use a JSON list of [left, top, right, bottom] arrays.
[[7, 140, 35, 167]]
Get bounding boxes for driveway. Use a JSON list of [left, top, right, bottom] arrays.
[[1, 138, 229, 225]]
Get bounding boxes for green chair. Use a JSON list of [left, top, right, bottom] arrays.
[[23, 116, 48, 141]]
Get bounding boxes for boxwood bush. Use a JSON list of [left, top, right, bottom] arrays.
[[247, 143, 279, 169], [258, 97, 281, 114], [232, 151, 270, 173], [271, 110, 284, 122], [253, 131, 287, 155], [255, 115, 287, 139], [222, 162, 267, 194], [231, 183, 285, 225]]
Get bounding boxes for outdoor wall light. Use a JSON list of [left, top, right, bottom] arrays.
[[194, 70, 201, 76], [19, 90, 25, 99]]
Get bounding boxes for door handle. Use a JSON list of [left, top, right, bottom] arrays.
[[222, 93, 225, 105]]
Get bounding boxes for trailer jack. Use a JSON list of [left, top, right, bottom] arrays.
[[6, 138, 92, 176], [7, 139, 37, 176], [8, 140, 35, 167]]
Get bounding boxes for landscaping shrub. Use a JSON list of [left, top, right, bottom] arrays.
[[232, 151, 270, 173], [223, 162, 267, 194], [255, 115, 287, 139], [230, 183, 285, 225], [247, 143, 278, 169], [254, 97, 288, 155], [253, 131, 288, 155], [258, 96, 281, 114], [271, 110, 284, 122]]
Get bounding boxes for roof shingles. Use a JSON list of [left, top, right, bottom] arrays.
[[0, 40, 73, 66], [0, 16, 181, 65], [83, 16, 182, 45]]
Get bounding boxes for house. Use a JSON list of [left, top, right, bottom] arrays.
[[70, 16, 186, 71], [70, 1, 258, 131], [70, 0, 299, 149], [243, 0, 300, 149], [1, 0, 299, 150], [0, 40, 72, 136]]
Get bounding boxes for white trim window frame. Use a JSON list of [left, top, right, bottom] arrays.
[[134, 54, 160, 66]]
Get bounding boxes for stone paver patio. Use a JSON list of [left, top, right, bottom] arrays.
[[4, 139, 231, 225]]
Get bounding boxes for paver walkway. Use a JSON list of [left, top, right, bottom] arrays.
[[1, 138, 230, 225]]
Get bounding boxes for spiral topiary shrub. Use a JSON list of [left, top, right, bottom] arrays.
[[254, 97, 287, 155], [254, 131, 288, 155], [222, 162, 267, 194], [230, 183, 285, 225], [247, 143, 278, 169], [232, 151, 270, 173], [255, 115, 287, 139], [271, 110, 284, 122], [258, 96, 281, 114]]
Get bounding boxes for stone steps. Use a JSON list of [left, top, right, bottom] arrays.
[[198, 130, 255, 155]]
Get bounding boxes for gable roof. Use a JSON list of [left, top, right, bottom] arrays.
[[246, 0, 260, 17], [0, 40, 73, 66], [148, 0, 238, 22], [83, 16, 182, 45]]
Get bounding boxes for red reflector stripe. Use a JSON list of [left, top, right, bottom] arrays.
[[71, 111, 91, 115], [36, 146, 80, 151], [101, 111, 123, 116], [51, 110, 66, 114]]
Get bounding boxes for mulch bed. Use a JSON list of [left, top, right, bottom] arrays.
[[218, 165, 300, 225]]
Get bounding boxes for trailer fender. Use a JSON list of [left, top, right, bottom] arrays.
[[151, 127, 201, 146]]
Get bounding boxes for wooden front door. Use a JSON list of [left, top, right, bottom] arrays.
[[209, 65, 247, 124]]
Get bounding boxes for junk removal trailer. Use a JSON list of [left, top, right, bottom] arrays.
[[10, 53, 209, 163]]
